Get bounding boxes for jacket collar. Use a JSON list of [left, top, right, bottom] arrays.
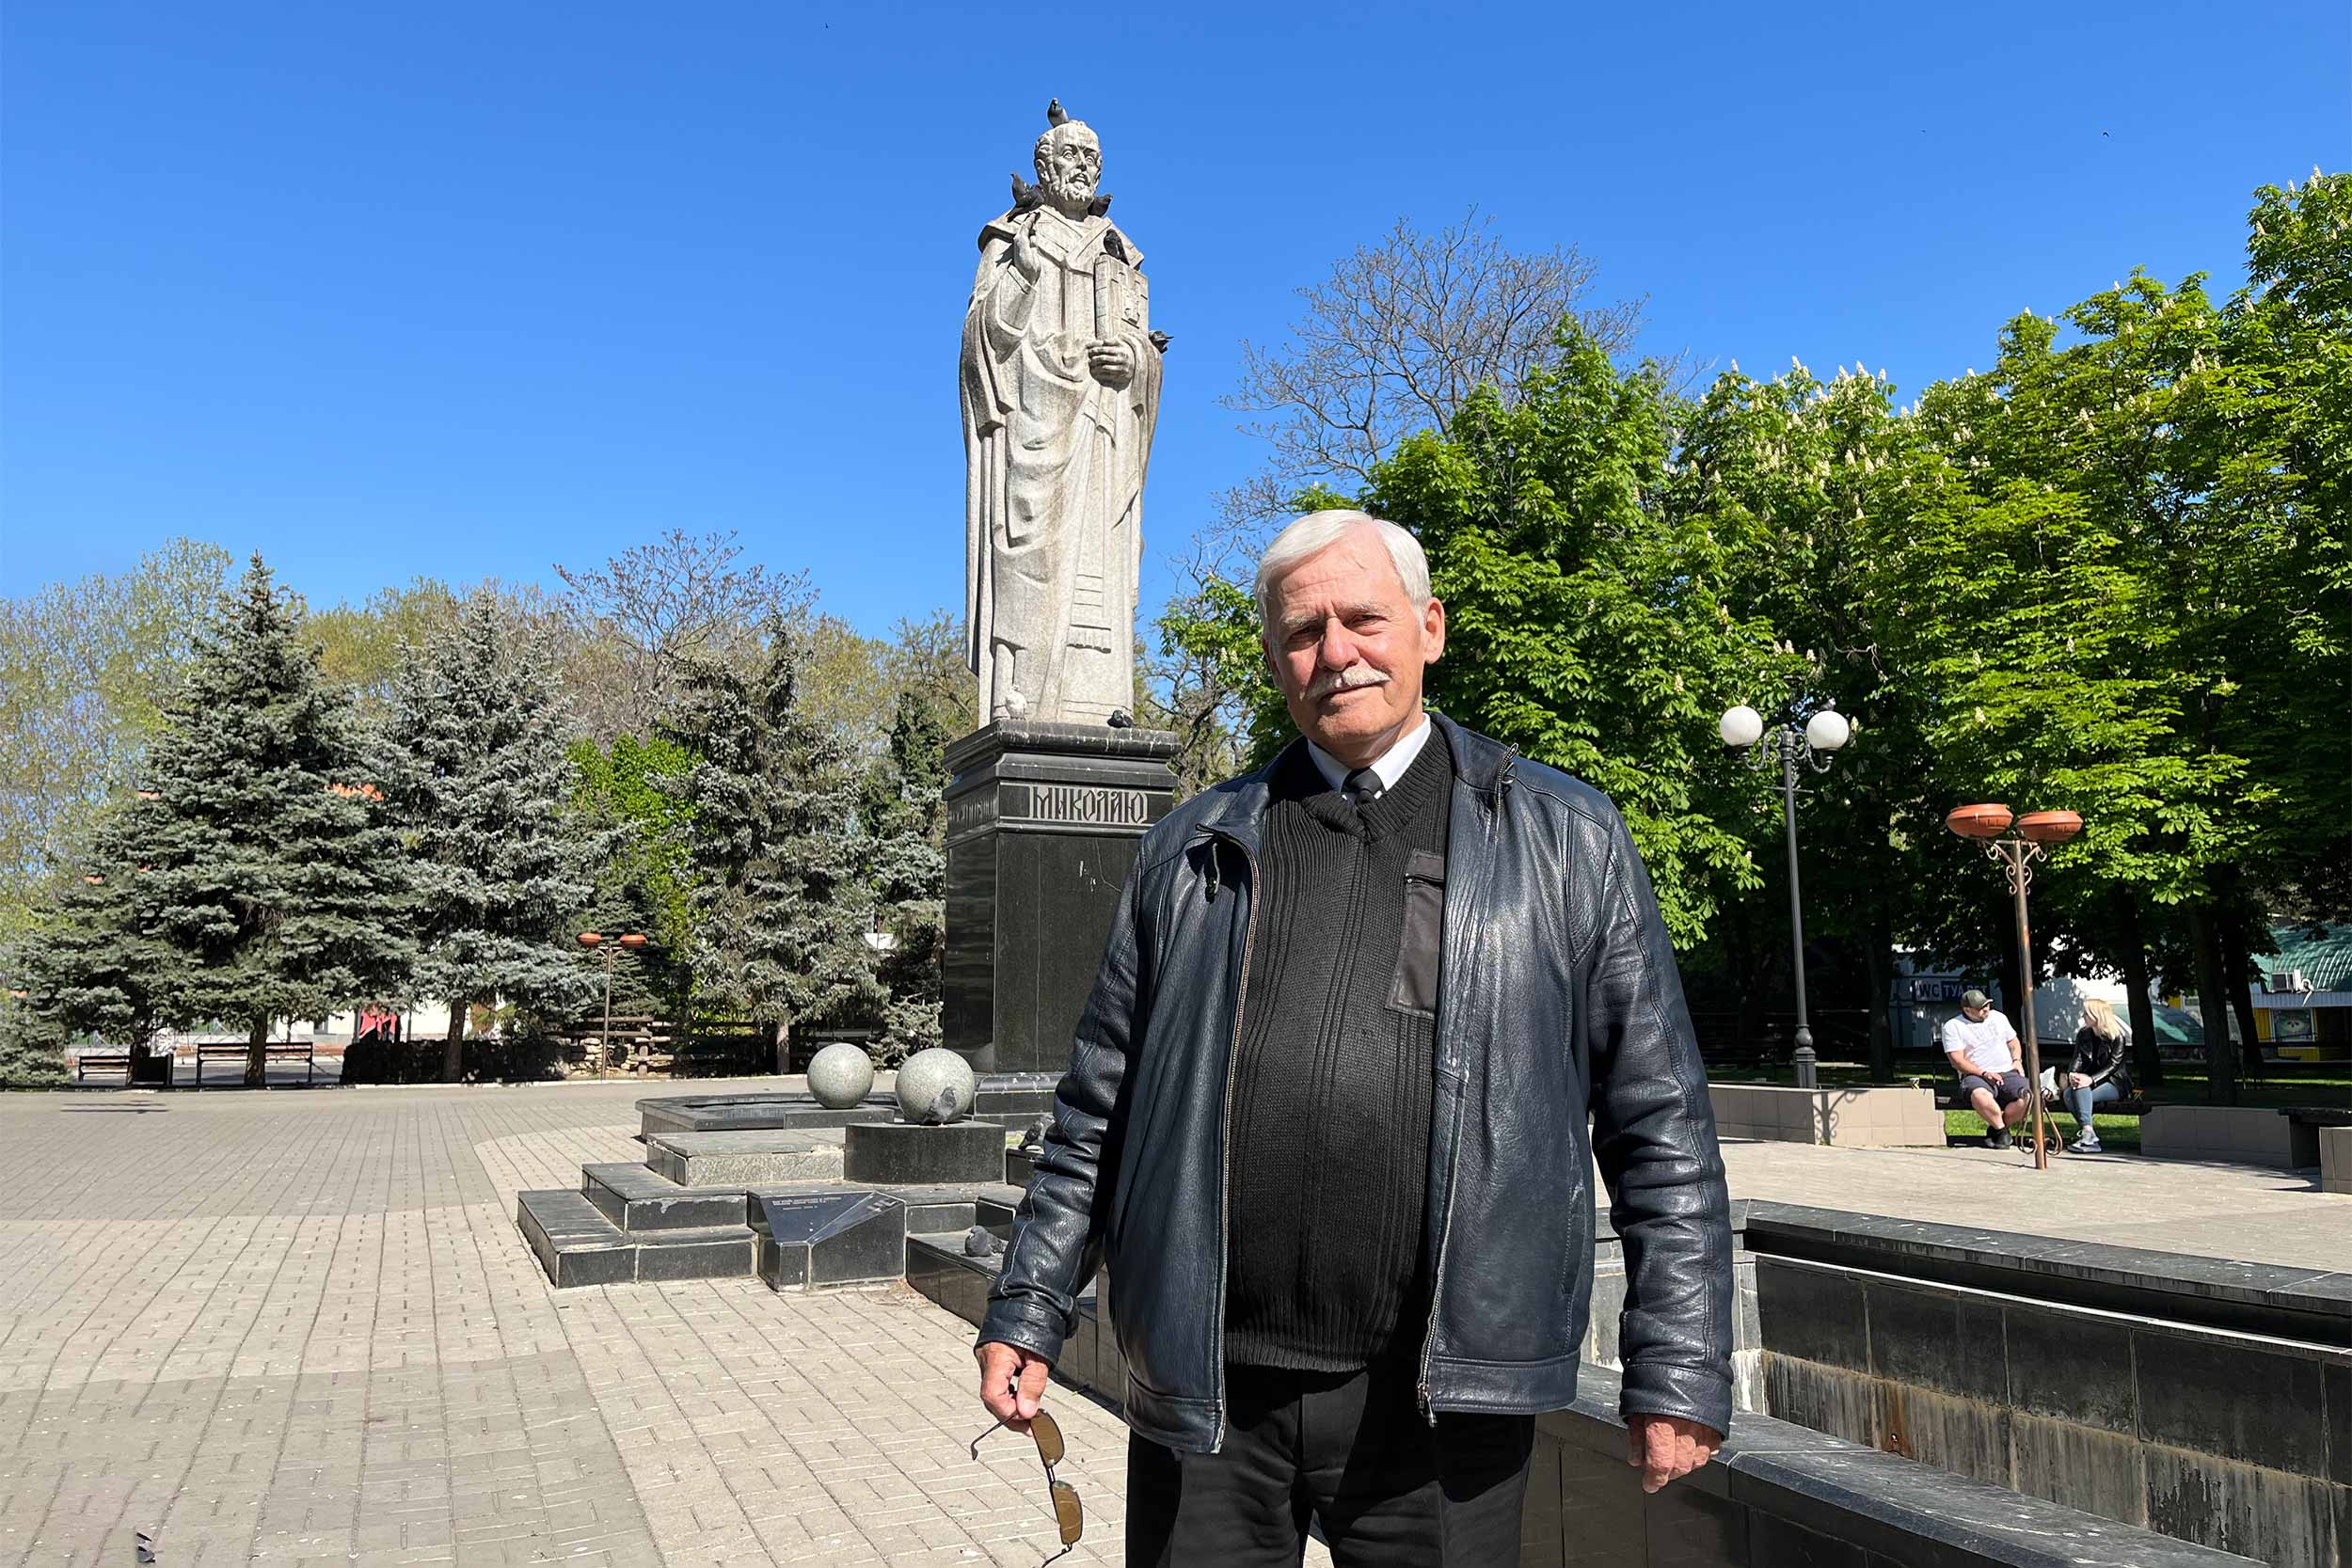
[[1191, 711, 1512, 853]]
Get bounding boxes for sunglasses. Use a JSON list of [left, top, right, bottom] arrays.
[[970, 1398, 1083, 1563]]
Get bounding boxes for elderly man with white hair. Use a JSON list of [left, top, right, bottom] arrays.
[[976, 510, 1735, 1565]]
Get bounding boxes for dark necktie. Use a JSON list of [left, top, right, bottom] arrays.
[[1343, 767, 1384, 805]]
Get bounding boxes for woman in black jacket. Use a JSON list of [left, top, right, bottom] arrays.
[[2063, 998, 2132, 1153]]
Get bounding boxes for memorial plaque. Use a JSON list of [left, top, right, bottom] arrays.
[[755, 1192, 906, 1289]]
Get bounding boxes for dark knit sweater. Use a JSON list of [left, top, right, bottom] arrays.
[[1224, 724, 1454, 1371]]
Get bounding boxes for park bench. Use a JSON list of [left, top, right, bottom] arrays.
[[1932, 1084, 2151, 1117], [74, 1051, 135, 1084], [192, 1039, 316, 1087]]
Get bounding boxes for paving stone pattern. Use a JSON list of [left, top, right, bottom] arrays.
[[1718, 1134, 2352, 1273], [5, 1078, 2341, 1566], [0, 1081, 1159, 1567]]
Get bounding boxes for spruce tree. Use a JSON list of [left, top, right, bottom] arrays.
[[862, 689, 947, 1062], [386, 590, 602, 1081], [664, 621, 879, 1074], [1, 800, 172, 1084], [132, 556, 412, 1085]]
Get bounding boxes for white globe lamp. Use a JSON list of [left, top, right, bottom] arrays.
[[1804, 709, 1851, 752], [1719, 705, 1764, 749]]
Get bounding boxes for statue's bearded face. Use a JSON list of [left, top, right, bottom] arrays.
[[1035, 130, 1101, 214]]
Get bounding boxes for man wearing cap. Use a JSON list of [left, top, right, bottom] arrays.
[[1943, 990, 2028, 1149], [976, 509, 1735, 1564]]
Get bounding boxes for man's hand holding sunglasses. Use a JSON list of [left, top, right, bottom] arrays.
[[975, 1338, 1054, 1427], [973, 1340, 1083, 1563]]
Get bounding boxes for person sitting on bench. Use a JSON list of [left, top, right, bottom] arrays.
[[2062, 998, 2132, 1154], [1943, 990, 2029, 1150]]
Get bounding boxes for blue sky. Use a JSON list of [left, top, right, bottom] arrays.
[[3, 1, 2344, 638]]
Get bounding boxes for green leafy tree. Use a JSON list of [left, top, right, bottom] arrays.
[[1670, 361, 1948, 1073], [862, 690, 948, 1062], [882, 608, 980, 740], [386, 590, 604, 1081], [1366, 330, 1784, 948], [309, 578, 467, 711], [123, 556, 413, 1085], [570, 733, 699, 964], [663, 622, 880, 1073], [2217, 173, 2352, 923], [0, 539, 231, 952], [1906, 273, 2279, 1095], [1149, 568, 1279, 795]]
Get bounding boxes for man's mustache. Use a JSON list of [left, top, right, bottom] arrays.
[[1305, 665, 1390, 701]]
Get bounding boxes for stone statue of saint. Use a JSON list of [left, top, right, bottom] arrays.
[[961, 101, 1163, 726]]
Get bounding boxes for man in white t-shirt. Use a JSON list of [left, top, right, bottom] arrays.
[[1941, 989, 2028, 1149]]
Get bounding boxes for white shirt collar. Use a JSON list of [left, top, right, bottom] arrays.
[[1307, 712, 1432, 796]]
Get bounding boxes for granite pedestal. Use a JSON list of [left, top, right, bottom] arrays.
[[842, 1120, 1006, 1185], [942, 720, 1178, 1074]]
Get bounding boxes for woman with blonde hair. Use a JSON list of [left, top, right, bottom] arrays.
[[2063, 997, 2133, 1153]]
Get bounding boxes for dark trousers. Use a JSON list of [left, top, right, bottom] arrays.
[[1125, 1361, 1534, 1566]]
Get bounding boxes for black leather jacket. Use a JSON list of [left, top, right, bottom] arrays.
[[980, 714, 1735, 1454]]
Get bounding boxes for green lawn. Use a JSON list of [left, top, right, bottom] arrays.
[[1941, 1107, 2144, 1150]]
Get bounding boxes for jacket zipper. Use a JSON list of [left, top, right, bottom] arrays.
[[1204, 828, 1259, 1454], [1418, 754, 1515, 1423]]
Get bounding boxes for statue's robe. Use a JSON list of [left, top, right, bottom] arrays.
[[961, 204, 1161, 724]]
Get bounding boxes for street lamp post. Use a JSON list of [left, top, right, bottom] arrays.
[[1721, 701, 1851, 1089], [1944, 803, 2083, 1171], [576, 931, 649, 1078]]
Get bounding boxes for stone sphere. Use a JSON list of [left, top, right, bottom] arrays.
[[895, 1048, 978, 1126], [806, 1041, 875, 1110]]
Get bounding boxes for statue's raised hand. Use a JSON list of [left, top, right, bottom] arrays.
[[1010, 217, 1043, 283], [1087, 340, 1134, 388]]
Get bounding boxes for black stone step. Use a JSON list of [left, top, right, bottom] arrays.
[[581, 1163, 753, 1231], [516, 1189, 756, 1288]]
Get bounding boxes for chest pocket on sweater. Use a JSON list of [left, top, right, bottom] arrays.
[[1387, 848, 1446, 1017]]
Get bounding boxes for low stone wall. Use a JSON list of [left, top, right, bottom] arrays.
[[1744, 1208, 2351, 1567], [1743, 1202, 2350, 1345], [1708, 1082, 1946, 1146], [1528, 1364, 2252, 1568], [2325, 1126, 2352, 1195], [904, 1229, 2253, 1567], [2140, 1104, 2321, 1167]]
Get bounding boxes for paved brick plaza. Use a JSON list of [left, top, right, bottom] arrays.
[[1, 1077, 2344, 1566]]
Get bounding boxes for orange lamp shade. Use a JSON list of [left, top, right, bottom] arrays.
[[618, 934, 648, 950], [2015, 809, 2083, 845], [1945, 803, 2014, 840], [577, 932, 603, 948]]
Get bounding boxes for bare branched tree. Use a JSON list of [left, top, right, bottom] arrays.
[[1145, 210, 1661, 785], [1217, 207, 1648, 535], [553, 531, 816, 741]]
